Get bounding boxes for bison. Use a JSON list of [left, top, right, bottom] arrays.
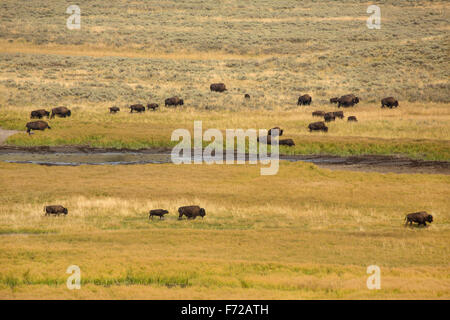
[[129, 104, 145, 113], [165, 96, 184, 107], [279, 139, 295, 146], [381, 97, 399, 108], [337, 95, 359, 108], [297, 94, 312, 106], [210, 83, 227, 92], [347, 116, 358, 122], [109, 107, 120, 113], [30, 109, 50, 119], [178, 206, 206, 220], [147, 103, 159, 111], [332, 111, 344, 119], [244, 94, 251, 99], [405, 211, 433, 227], [149, 209, 169, 220], [268, 127, 284, 136], [50, 106, 71, 118], [26, 121, 51, 134], [324, 113, 335, 122], [44, 205, 68, 216], [308, 121, 328, 132], [312, 110, 325, 117], [330, 97, 339, 104]]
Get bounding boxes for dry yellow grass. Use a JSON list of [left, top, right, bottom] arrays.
[[0, 161, 448, 299]]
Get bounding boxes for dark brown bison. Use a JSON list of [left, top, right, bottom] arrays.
[[129, 104, 145, 113], [30, 109, 50, 119], [210, 83, 227, 92], [44, 205, 68, 216], [147, 103, 159, 111], [149, 209, 169, 220], [50, 107, 71, 118], [381, 97, 399, 108], [312, 110, 325, 117], [165, 97, 184, 107], [109, 107, 120, 113], [332, 111, 344, 119], [178, 206, 206, 220], [347, 116, 358, 122], [297, 94, 312, 106], [244, 94, 250, 99], [26, 121, 51, 134], [279, 139, 295, 146], [308, 121, 328, 132], [324, 113, 335, 122], [405, 211, 433, 227], [268, 127, 284, 136], [330, 97, 339, 104], [338, 94, 359, 108]]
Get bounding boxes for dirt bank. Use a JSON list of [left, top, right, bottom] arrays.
[[0, 128, 19, 144]]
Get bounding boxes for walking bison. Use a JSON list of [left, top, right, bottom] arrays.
[[178, 206, 206, 220], [149, 209, 169, 220], [109, 107, 120, 113], [324, 113, 335, 122], [308, 121, 328, 132], [347, 116, 358, 122], [51, 107, 71, 118], [312, 110, 325, 117], [337, 94, 359, 108], [147, 103, 159, 111], [381, 97, 399, 108], [26, 121, 51, 134], [165, 96, 184, 107], [30, 109, 50, 119], [297, 94, 312, 106], [405, 211, 433, 227], [129, 104, 145, 113], [332, 111, 344, 119], [44, 205, 68, 216], [210, 83, 227, 92]]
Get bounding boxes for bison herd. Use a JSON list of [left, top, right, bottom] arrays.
[[42, 204, 434, 227]]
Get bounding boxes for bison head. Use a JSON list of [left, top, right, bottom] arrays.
[[427, 215, 433, 223], [67, 110, 72, 117], [199, 208, 206, 218], [63, 208, 68, 215]]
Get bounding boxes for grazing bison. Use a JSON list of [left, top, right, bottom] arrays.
[[129, 104, 145, 113], [268, 127, 284, 136], [347, 116, 358, 122], [50, 106, 71, 118], [26, 121, 51, 134], [297, 94, 312, 106], [337, 95, 359, 108], [312, 110, 325, 117], [324, 112, 335, 122], [165, 96, 184, 107], [308, 121, 328, 132], [178, 206, 206, 220], [30, 109, 50, 119], [44, 205, 68, 216], [244, 94, 250, 99], [149, 209, 169, 220], [279, 139, 295, 146], [381, 97, 399, 108], [147, 103, 159, 111], [330, 97, 339, 104], [109, 107, 120, 113], [405, 211, 433, 227], [332, 111, 344, 119], [210, 83, 227, 92]]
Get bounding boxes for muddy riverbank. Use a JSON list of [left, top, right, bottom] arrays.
[[0, 145, 449, 174]]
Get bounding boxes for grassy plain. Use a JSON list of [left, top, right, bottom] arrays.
[[0, 161, 449, 299]]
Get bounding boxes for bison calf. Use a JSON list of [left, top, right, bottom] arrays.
[[44, 205, 68, 216], [30, 109, 50, 119], [149, 209, 169, 220], [405, 211, 433, 227], [178, 206, 206, 220], [109, 107, 120, 113], [147, 103, 159, 111]]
